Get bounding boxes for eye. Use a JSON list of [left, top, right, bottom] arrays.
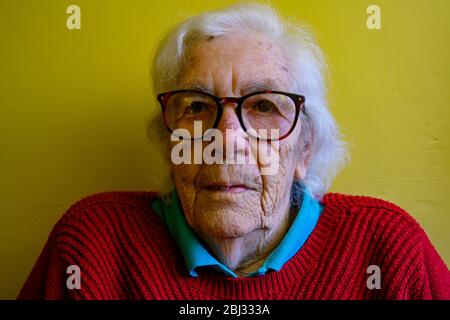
[[252, 100, 277, 113], [186, 101, 207, 114]]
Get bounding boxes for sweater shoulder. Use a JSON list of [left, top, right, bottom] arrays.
[[322, 192, 421, 229], [320, 192, 427, 253], [323, 192, 409, 212], [48, 191, 174, 264], [65, 190, 159, 213], [321, 193, 449, 299], [52, 190, 162, 235], [38, 191, 177, 299]]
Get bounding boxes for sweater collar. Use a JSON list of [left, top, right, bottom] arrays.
[[151, 189, 322, 278]]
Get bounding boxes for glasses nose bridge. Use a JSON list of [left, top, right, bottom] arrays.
[[218, 96, 241, 109], [215, 96, 244, 132]]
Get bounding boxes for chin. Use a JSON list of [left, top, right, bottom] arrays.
[[194, 208, 259, 240]]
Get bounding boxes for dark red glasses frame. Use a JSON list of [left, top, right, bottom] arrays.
[[157, 90, 306, 141]]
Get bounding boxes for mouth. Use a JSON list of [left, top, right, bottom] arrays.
[[203, 183, 254, 193]]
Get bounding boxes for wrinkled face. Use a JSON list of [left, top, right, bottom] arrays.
[[170, 32, 308, 240]]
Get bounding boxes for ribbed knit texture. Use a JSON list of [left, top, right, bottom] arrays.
[[18, 191, 450, 300]]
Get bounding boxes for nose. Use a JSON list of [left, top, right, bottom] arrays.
[[216, 102, 241, 132], [215, 102, 249, 161]]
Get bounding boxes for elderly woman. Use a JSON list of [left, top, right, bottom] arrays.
[[19, 3, 449, 300]]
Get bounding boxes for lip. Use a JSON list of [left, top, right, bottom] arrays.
[[203, 183, 254, 193]]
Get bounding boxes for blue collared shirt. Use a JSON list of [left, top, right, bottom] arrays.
[[151, 190, 323, 278]]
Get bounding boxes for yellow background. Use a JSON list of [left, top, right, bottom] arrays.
[[0, 0, 448, 299]]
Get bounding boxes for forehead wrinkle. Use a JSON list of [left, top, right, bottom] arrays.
[[177, 41, 291, 96], [176, 77, 290, 97], [240, 78, 287, 95], [178, 81, 214, 94]]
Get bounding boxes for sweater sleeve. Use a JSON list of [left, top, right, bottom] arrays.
[[17, 226, 67, 300], [417, 231, 450, 299]]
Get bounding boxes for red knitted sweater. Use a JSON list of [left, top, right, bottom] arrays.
[[17, 191, 450, 300]]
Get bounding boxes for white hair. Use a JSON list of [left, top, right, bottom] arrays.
[[151, 2, 348, 200]]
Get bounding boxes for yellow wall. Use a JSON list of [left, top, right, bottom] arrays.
[[0, 0, 448, 299]]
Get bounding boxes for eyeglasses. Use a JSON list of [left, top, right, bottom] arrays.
[[157, 90, 306, 141]]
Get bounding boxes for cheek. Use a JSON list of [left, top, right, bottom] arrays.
[[172, 164, 200, 185], [259, 141, 299, 214], [172, 163, 201, 225], [169, 140, 201, 190]]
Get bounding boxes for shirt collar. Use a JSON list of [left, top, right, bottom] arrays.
[[151, 189, 323, 278]]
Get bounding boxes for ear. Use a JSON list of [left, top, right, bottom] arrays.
[[294, 130, 313, 181], [294, 161, 307, 181]]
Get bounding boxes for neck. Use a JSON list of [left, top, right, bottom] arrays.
[[204, 203, 295, 277]]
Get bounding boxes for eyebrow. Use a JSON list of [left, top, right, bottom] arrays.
[[240, 78, 284, 94], [182, 82, 214, 94], [181, 78, 284, 96]]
